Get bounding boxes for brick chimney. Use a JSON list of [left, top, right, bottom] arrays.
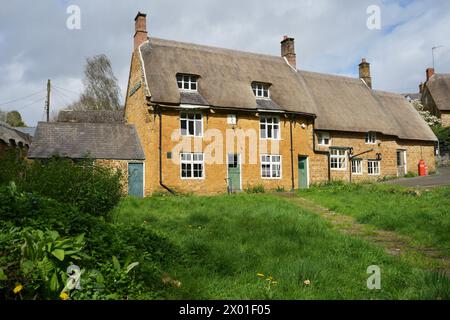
[[359, 58, 372, 89], [134, 12, 148, 51], [426, 68, 435, 81], [281, 36, 296, 69]]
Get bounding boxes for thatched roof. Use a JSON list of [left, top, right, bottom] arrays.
[[58, 110, 125, 123], [301, 71, 437, 141], [0, 121, 32, 147], [141, 38, 317, 115], [28, 122, 145, 160], [139, 37, 437, 142], [426, 74, 450, 111]]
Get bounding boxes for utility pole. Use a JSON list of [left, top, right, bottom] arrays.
[[45, 79, 51, 122]]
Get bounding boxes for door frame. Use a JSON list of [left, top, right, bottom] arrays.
[[298, 155, 310, 189], [226, 153, 242, 191], [396, 150, 407, 177], [128, 161, 145, 197]]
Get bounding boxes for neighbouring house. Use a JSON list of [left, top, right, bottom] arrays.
[[123, 12, 437, 196], [0, 121, 32, 158], [27, 110, 146, 197], [15, 127, 37, 138], [420, 68, 450, 127]]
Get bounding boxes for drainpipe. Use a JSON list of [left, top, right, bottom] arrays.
[[289, 115, 295, 191], [312, 119, 331, 182], [157, 106, 176, 195]]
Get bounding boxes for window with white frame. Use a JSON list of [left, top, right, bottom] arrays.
[[180, 153, 204, 179], [318, 131, 331, 146], [227, 114, 237, 125], [368, 160, 380, 175], [252, 83, 270, 99], [351, 159, 363, 174], [260, 116, 280, 139], [330, 149, 347, 170], [261, 155, 282, 179], [176, 74, 198, 91], [365, 132, 377, 144], [180, 112, 203, 137]]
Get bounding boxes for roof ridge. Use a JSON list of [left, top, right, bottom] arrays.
[[299, 69, 361, 83], [148, 37, 283, 61]]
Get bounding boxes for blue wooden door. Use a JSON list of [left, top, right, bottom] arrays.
[[128, 163, 144, 197]]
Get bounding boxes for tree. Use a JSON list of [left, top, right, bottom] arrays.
[[68, 54, 122, 111], [411, 99, 441, 127], [5, 110, 26, 127]]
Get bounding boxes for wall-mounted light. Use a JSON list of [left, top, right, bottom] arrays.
[[376, 153, 382, 161], [301, 123, 306, 129]]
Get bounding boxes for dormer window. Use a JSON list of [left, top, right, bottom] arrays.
[[177, 74, 198, 91], [252, 82, 270, 99]]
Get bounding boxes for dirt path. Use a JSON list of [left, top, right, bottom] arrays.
[[275, 192, 450, 277]]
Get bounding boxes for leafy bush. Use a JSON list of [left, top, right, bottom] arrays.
[[245, 184, 265, 194], [0, 156, 123, 219], [0, 185, 184, 300]]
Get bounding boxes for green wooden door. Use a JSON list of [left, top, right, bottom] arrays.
[[128, 163, 144, 197], [228, 154, 241, 192], [298, 156, 308, 189]]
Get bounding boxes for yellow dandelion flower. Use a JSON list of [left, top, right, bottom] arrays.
[[257, 273, 265, 278], [60, 292, 69, 300], [13, 284, 23, 294]]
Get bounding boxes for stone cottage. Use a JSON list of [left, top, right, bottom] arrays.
[[123, 12, 437, 195], [27, 110, 146, 197]]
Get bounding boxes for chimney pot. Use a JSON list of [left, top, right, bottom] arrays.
[[426, 68, 435, 81], [134, 12, 148, 51], [359, 58, 372, 89], [281, 36, 296, 69]]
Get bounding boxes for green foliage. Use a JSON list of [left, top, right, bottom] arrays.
[[245, 184, 265, 194], [0, 156, 123, 219], [433, 125, 450, 149], [19, 229, 86, 299], [0, 183, 183, 300], [6, 110, 26, 127], [404, 171, 419, 178]]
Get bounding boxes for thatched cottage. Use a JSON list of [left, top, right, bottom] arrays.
[[420, 69, 450, 127], [123, 12, 437, 195]]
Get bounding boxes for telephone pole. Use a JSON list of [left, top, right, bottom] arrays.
[[45, 79, 51, 122]]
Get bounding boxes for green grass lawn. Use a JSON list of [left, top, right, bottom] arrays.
[[112, 194, 449, 299], [299, 183, 450, 254]]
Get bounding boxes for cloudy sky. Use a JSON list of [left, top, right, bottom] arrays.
[[1, 0, 449, 126]]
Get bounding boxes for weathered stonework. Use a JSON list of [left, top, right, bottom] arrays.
[[125, 47, 436, 196]]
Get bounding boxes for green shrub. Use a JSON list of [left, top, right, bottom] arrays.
[[7, 157, 124, 219], [245, 184, 265, 194], [0, 149, 27, 185], [405, 172, 418, 178]]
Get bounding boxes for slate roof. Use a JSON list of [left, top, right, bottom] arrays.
[[58, 110, 125, 123], [425, 74, 450, 111], [0, 121, 32, 147], [139, 37, 437, 142], [28, 122, 145, 160]]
